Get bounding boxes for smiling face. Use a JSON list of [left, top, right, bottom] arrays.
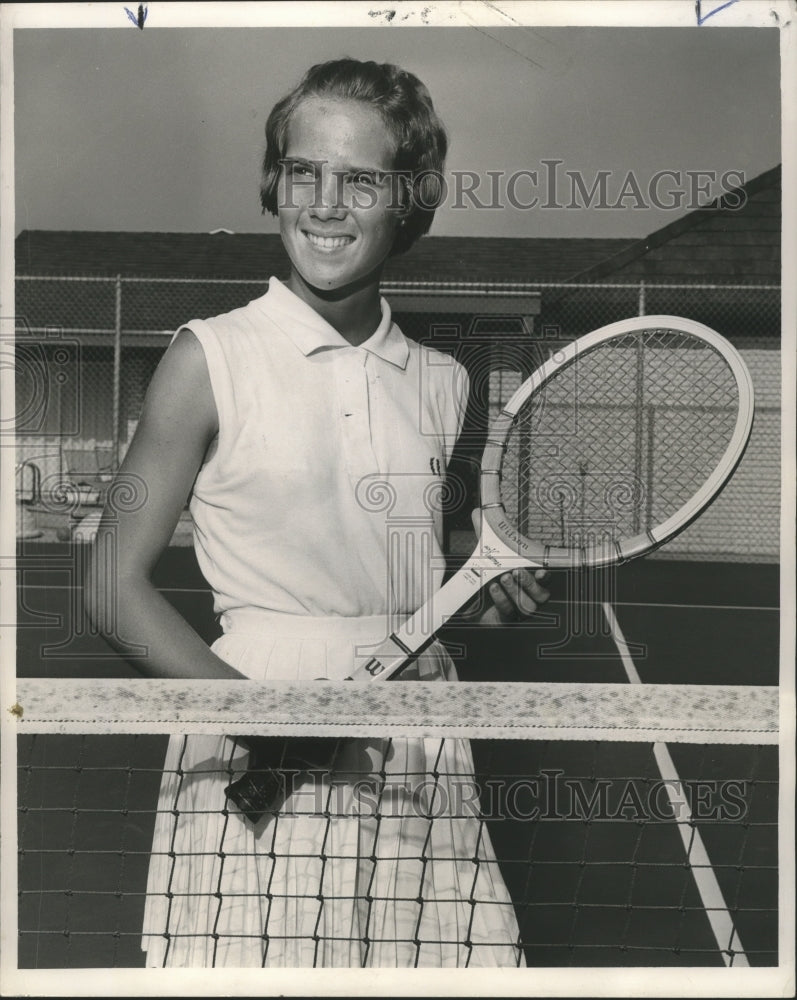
[[277, 97, 402, 298]]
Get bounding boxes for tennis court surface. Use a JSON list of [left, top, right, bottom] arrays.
[[15, 542, 779, 968]]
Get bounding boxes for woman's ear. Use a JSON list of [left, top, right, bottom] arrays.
[[394, 172, 413, 219]]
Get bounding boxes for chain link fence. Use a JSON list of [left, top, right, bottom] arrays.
[[13, 276, 780, 561]]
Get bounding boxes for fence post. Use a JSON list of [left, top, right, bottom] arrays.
[[113, 275, 122, 468], [638, 279, 646, 317]]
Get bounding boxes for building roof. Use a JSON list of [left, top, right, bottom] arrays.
[[570, 165, 781, 284], [14, 230, 634, 284]]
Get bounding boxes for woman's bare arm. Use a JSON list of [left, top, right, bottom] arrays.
[[86, 329, 244, 680]]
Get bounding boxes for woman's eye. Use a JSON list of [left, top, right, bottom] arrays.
[[286, 161, 315, 179], [348, 171, 377, 186]]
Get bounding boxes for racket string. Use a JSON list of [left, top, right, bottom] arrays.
[[498, 329, 742, 552]]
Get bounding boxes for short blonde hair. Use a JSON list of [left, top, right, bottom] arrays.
[[260, 58, 448, 256]]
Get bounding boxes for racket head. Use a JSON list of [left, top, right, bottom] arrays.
[[480, 316, 755, 570]]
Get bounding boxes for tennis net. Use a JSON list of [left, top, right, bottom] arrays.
[[15, 678, 778, 969]]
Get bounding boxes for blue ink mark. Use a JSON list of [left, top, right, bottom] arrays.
[[696, 0, 740, 24], [124, 3, 148, 29]]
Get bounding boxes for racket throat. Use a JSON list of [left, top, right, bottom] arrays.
[[348, 523, 526, 682], [347, 568, 497, 681]]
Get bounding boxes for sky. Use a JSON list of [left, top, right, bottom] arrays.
[[12, 20, 781, 240]]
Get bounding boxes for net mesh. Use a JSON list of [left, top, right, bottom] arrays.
[[16, 679, 778, 969], [499, 329, 742, 550]]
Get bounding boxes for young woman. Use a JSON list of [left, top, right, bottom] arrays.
[[89, 58, 550, 968]]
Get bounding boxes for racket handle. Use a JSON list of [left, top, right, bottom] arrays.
[[347, 513, 542, 682], [346, 557, 508, 682]]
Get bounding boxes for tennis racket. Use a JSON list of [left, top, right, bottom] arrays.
[[347, 315, 755, 682], [227, 315, 754, 822]]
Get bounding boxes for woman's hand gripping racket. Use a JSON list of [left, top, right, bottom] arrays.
[[347, 315, 755, 682]]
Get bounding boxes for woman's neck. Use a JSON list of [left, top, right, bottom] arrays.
[[286, 269, 384, 347]]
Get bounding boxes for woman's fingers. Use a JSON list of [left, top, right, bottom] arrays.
[[489, 569, 551, 621], [518, 567, 551, 606], [488, 579, 520, 619]]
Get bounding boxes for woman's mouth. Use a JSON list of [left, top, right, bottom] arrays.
[[304, 231, 355, 251]]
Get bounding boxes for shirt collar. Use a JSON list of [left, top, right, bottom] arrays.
[[257, 276, 410, 370]]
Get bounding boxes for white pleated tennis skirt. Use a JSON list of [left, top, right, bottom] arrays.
[[141, 610, 524, 969]]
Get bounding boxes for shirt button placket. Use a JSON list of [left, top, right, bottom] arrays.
[[338, 350, 379, 482]]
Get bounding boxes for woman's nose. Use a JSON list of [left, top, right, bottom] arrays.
[[310, 168, 348, 220]]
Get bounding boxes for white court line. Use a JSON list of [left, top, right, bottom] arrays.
[[602, 601, 750, 969]]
